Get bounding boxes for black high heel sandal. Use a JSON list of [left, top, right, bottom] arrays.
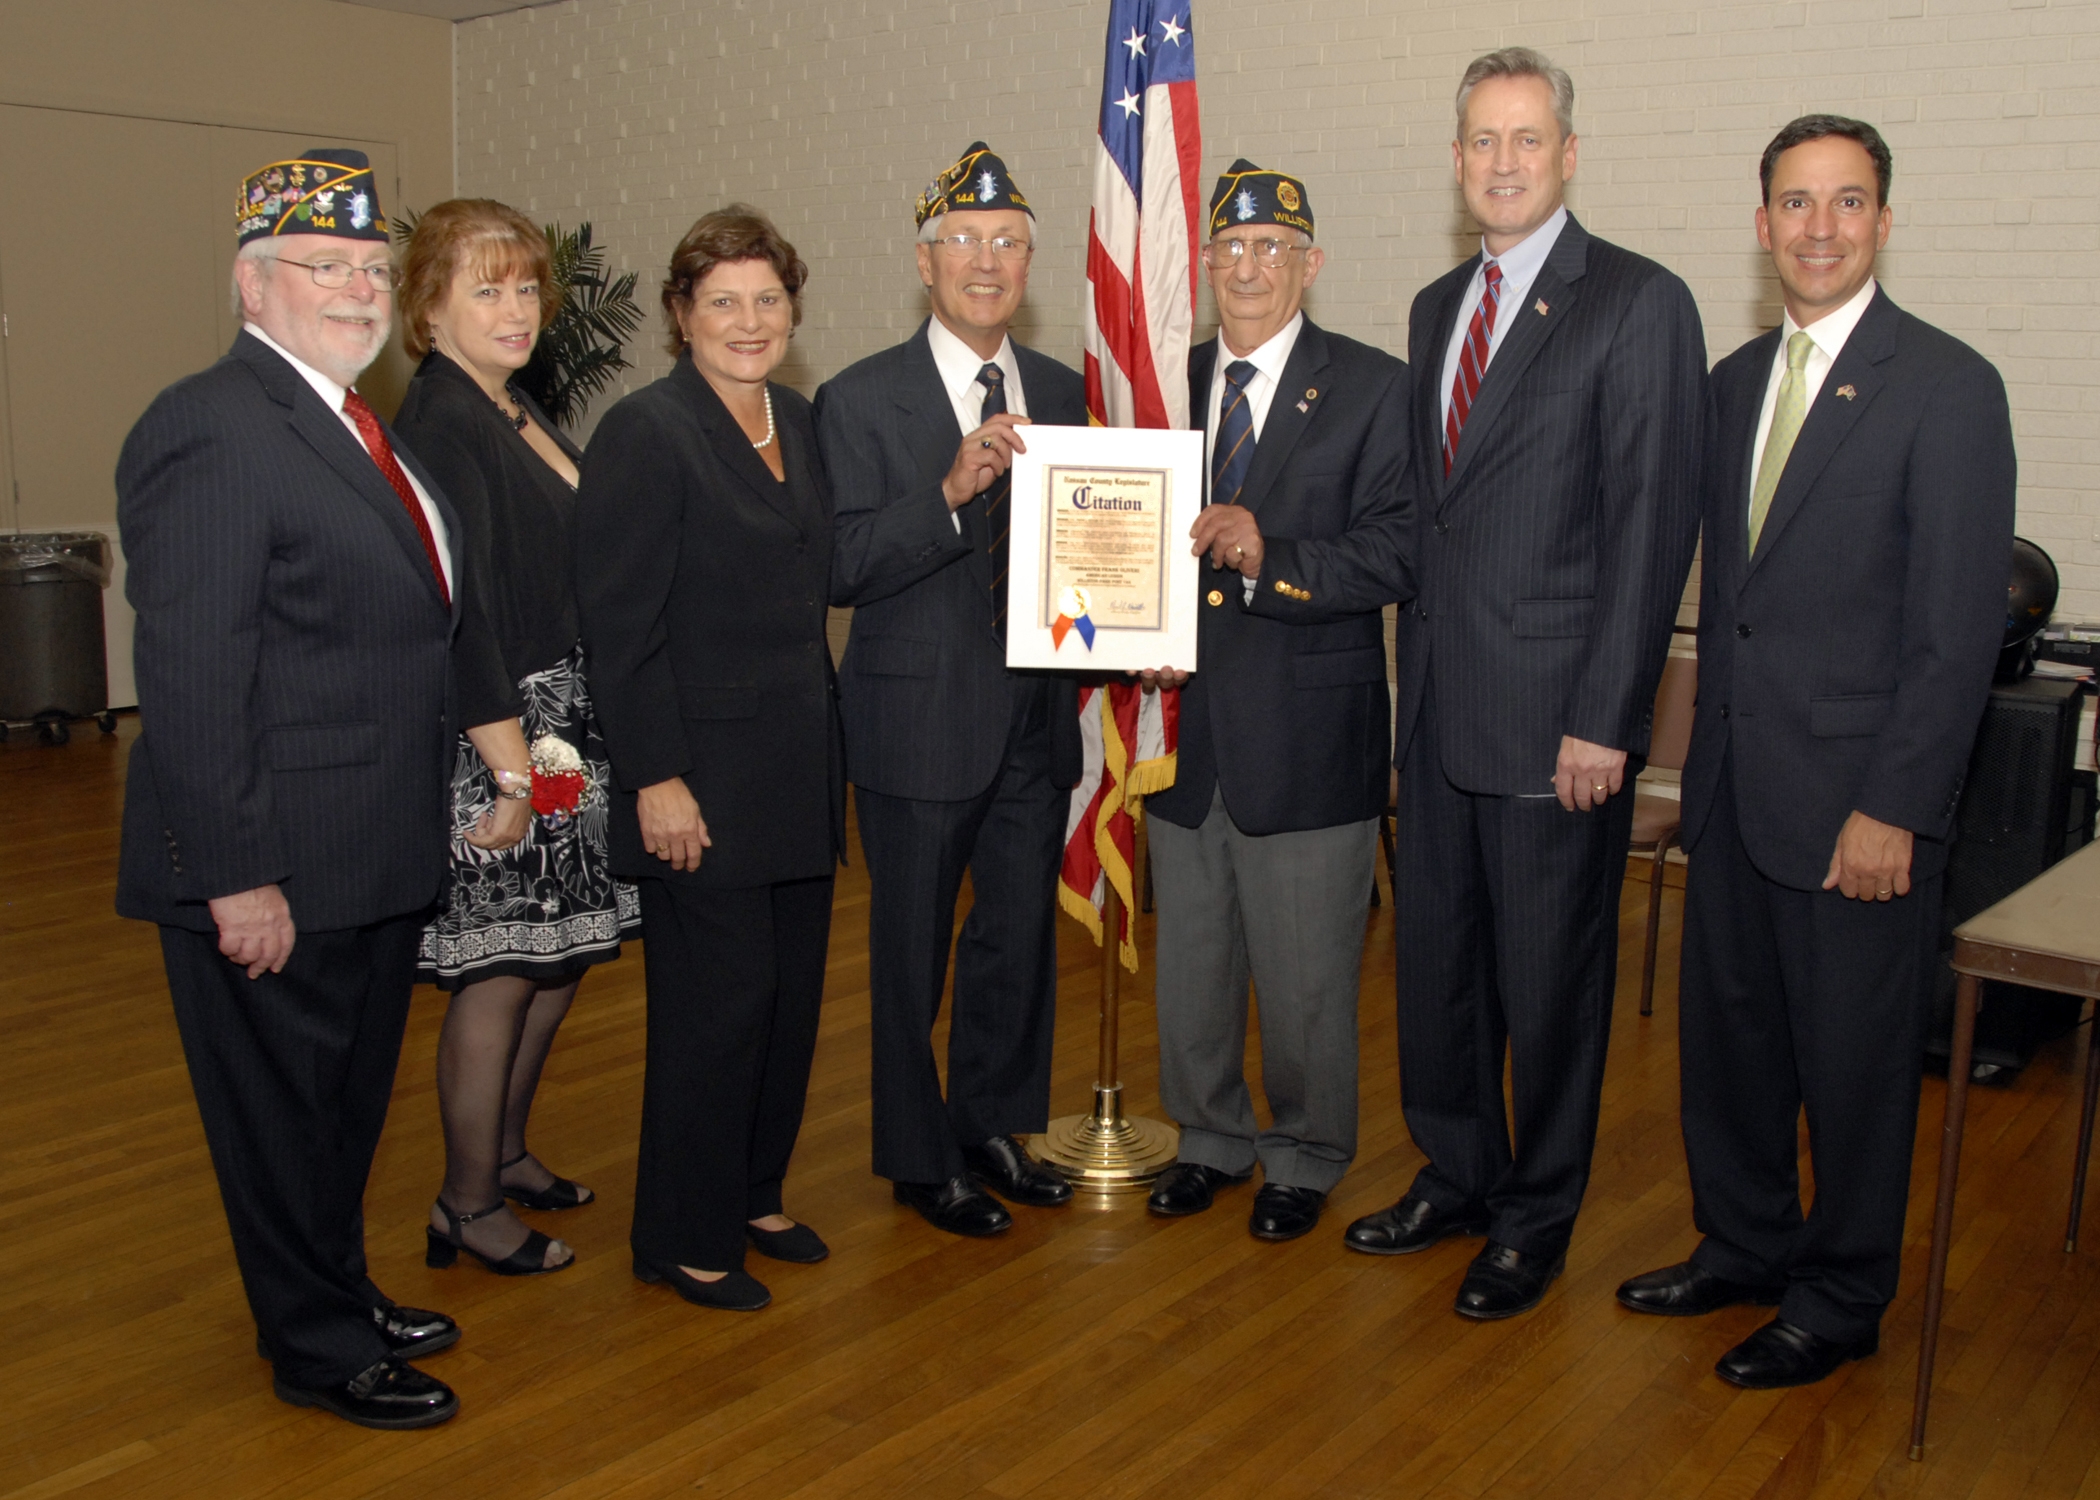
[[499, 1152, 595, 1211], [426, 1198, 574, 1276]]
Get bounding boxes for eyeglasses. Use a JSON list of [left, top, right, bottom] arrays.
[[928, 234, 1033, 261], [269, 256, 397, 291], [1201, 238, 1308, 270]]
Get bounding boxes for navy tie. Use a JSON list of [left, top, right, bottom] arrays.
[[1212, 359, 1258, 508], [976, 362, 1010, 640]]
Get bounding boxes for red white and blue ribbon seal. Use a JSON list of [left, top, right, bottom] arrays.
[[1052, 586, 1098, 650]]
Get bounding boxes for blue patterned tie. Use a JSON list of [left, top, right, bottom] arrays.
[[1211, 359, 1257, 508], [976, 362, 1009, 640]]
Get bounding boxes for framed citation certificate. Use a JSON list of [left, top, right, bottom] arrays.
[[1004, 423, 1205, 673]]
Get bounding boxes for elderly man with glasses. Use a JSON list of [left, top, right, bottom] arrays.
[[816, 142, 1088, 1237], [1137, 161, 1412, 1242]]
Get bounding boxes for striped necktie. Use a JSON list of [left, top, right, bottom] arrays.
[[1747, 332, 1815, 555], [344, 389, 449, 606], [1212, 359, 1258, 508], [976, 363, 1009, 640], [1443, 261, 1503, 476]]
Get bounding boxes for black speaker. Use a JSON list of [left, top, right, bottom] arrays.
[[1927, 676, 2093, 1079]]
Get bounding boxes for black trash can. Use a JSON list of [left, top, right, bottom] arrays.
[[0, 531, 114, 740]]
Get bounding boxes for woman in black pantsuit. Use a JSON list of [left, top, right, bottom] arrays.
[[575, 205, 842, 1312]]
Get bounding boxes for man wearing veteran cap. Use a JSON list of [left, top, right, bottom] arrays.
[[1137, 162, 1411, 1241], [116, 148, 464, 1427], [818, 142, 1087, 1237]]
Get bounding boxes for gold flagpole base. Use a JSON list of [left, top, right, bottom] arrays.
[[1035, 1085, 1179, 1192]]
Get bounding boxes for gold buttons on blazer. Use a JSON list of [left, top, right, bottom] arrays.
[[1272, 579, 1312, 602], [1207, 589, 1225, 607]]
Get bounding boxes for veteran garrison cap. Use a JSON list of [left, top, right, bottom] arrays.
[[915, 141, 1033, 228], [1208, 159, 1314, 239], [236, 148, 388, 245]]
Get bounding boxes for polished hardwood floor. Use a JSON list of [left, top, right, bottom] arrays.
[[4, 717, 2099, 1499]]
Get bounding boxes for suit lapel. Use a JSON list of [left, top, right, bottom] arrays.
[[1414, 265, 1472, 506], [1746, 289, 1897, 575], [672, 360, 802, 533], [1238, 321, 1333, 513], [1707, 332, 1777, 599], [897, 321, 990, 590]]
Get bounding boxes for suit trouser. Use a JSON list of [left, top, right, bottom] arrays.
[[1393, 690, 1634, 1258], [853, 680, 1064, 1183], [1680, 754, 1937, 1342], [1150, 785, 1375, 1191], [631, 874, 834, 1271], [160, 915, 420, 1388]]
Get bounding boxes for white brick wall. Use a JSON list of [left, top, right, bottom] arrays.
[[457, 0, 2100, 614]]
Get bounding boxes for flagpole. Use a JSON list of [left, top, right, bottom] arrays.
[[1036, 883, 1178, 1191]]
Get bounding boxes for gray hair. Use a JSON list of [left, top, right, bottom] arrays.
[[230, 239, 277, 317], [1456, 47, 1575, 139]]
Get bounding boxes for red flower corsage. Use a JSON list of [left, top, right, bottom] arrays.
[[528, 735, 592, 830]]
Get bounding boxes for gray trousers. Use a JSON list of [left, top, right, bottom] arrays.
[[1148, 787, 1376, 1191]]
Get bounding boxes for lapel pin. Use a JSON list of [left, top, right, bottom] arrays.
[[1305, 387, 1318, 400], [1836, 384, 1857, 401], [1535, 298, 1550, 316], [1295, 401, 1308, 413]]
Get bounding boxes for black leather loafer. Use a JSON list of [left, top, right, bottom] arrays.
[[746, 1220, 829, 1263], [894, 1176, 1013, 1237], [1249, 1183, 1326, 1241], [1715, 1316, 1877, 1389], [1342, 1193, 1490, 1256], [1616, 1261, 1784, 1318], [962, 1135, 1074, 1207], [1455, 1241, 1566, 1320], [1147, 1161, 1254, 1217], [273, 1357, 458, 1429], [373, 1301, 460, 1358], [632, 1255, 772, 1311]]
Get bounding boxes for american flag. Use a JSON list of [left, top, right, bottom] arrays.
[[1060, 0, 1200, 969]]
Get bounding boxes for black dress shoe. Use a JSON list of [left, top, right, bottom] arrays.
[[746, 1220, 829, 1263], [1715, 1316, 1878, 1389], [273, 1357, 458, 1430], [632, 1255, 772, 1311], [1455, 1241, 1566, 1320], [893, 1176, 1013, 1237], [962, 1135, 1074, 1207], [1616, 1261, 1784, 1318], [1249, 1183, 1326, 1241], [1147, 1161, 1253, 1217], [1342, 1193, 1490, 1256], [256, 1302, 460, 1364]]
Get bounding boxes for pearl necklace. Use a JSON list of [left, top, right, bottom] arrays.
[[751, 388, 775, 451]]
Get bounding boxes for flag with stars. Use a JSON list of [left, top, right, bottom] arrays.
[[1061, 0, 1197, 969]]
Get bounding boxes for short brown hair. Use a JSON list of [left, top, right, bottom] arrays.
[[1760, 114, 1893, 208], [398, 198, 556, 360], [661, 204, 808, 355]]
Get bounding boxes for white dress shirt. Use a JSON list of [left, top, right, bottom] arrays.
[[926, 314, 1028, 533], [244, 322, 454, 592], [1437, 205, 1569, 428], [1747, 277, 1880, 512]]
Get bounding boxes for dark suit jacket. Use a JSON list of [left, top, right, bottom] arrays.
[[391, 350, 581, 728], [1147, 319, 1413, 834], [115, 332, 460, 933], [575, 359, 843, 890], [1394, 215, 1706, 793], [1681, 287, 2016, 890], [818, 319, 1084, 801]]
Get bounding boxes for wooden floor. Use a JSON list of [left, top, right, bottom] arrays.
[[4, 718, 2099, 1499]]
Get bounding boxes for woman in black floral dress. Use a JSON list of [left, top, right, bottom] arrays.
[[393, 199, 639, 1275]]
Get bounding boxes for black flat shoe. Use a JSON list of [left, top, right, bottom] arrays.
[[1617, 1261, 1784, 1318], [1249, 1183, 1326, 1241], [633, 1255, 771, 1311], [893, 1176, 1012, 1237], [1455, 1241, 1566, 1320], [747, 1220, 829, 1263], [1342, 1193, 1489, 1256], [499, 1151, 594, 1211], [273, 1357, 458, 1430], [962, 1135, 1074, 1207], [1147, 1161, 1253, 1217], [426, 1198, 573, 1276], [1715, 1316, 1877, 1389]]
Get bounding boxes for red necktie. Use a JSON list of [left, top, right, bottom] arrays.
[[1443, 261, 1504, 476], [344, 389, 450, 607]]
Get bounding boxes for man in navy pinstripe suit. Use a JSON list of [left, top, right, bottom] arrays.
[[1342, 51, 1705, 1320], [117, 150, 464, 1428]]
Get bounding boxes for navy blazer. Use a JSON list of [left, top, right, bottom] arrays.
[[1146, 319, 1414, 835], [575, 360, 843, 890], [116, 332, 460, 933], [818, 319, 1084, 801], [1393, 215, 1706, 794], [1681, 287, 2016, 890]]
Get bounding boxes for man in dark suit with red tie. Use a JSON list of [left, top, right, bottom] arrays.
[[1344, 49, 1706, 1321], [1616, 116, 2014, 1389], [117, 149, 464, 1428]]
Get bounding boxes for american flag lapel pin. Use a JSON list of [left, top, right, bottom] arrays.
[[1297, 386, 1316, 414], [1836, 384, 1857, 401], [1535, 298, 1550, 316]]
